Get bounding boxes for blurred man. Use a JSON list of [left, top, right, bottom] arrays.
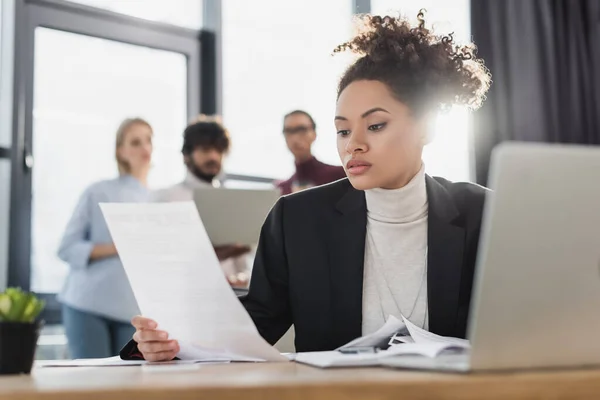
[[154, 115, 249, 286], [277, 110, 346, 194]]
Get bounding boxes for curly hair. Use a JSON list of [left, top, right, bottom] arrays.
[[334, 13, 491, 115], [181, 115, 230, 155]]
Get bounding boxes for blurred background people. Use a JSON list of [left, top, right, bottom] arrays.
[[154, 115, 228, 199], [277, 110, 346, 194], [57, 118, 153, 358], [153, 115, 250, 287]]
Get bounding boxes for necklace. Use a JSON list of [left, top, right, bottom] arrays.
[[366, 227, 429, 329]]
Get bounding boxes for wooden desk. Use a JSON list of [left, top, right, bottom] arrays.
[[1, 362, 600, 400]]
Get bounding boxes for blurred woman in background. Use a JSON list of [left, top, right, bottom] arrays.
[[57, 118, 153, 358]]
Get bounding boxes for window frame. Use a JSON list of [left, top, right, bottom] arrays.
[[8, 0, 210, 323]]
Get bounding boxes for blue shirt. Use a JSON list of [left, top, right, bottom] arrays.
[[57, 175, 150, 322]]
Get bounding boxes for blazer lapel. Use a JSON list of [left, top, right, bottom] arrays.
[[327, 184, 367, 348], [426, 176, 466, 337]]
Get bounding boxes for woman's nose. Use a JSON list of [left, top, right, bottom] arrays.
[[345, 130, 367, 154]]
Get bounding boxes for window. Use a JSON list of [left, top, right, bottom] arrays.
[[222, 0, 352, 180], [0, 2, 2, 82], [371, 0, 473, 182], [31, 28, 188, 293], [0, 0, 13, 148], [0, 0, 12, 291], [66, 0, 203, 29], [0, 159, 9, 290]]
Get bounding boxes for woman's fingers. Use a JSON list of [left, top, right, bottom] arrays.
[[138, 339, 179, 355], [131, 315, 157, 330], [129, 315, 178, 362], [144, 349, 180, 362], [133, 329, 169, 343]]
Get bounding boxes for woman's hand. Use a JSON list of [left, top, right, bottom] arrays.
[[131, 316, 180, 362], [89, 243, 118, 261], [213, 244, 251, 261], [227, 272, 249, 288]]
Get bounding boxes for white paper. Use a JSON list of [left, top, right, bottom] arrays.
[[389, 335, 415, 345], [100, 202, 285, 362], [339, 315, 407, 349], [37, 356, 145, 367], [295, 343, 453, 368], [401, 315, 471, 349], [385, 342, 458, 358], [297, 314, 471, 369], [37, 356, 230, 368]]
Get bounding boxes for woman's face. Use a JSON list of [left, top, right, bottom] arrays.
[[118, 123, 153, 172], [335, 80, 426, 190]]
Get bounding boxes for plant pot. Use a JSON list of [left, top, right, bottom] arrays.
[[0, 320, 44, 375]]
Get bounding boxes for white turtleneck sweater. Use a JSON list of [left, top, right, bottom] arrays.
[[362, 165, 429, 335]]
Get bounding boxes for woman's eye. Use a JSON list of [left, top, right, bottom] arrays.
[[368, 122, 387, 132], [337, 130, 350, 137]]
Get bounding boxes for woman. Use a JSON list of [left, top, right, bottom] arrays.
[[58, 118, 153, 358], [127, 14, 491, 361]]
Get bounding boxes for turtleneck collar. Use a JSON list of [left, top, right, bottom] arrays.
[[183, 171, 220, 189], [365, 165, 428, 223]]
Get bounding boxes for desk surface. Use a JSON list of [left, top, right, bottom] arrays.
[[1, 362, 600, 400]]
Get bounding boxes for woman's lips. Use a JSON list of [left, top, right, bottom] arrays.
[[346, 159, 372, 175]]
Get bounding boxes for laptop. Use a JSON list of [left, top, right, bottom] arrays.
[[381, 142, 600, 372], [193, 188, 280, 246]]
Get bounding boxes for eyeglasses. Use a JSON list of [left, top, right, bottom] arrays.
[[283, 125, 314, 135]]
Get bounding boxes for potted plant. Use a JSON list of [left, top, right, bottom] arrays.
[[0, 288, 45, 375]]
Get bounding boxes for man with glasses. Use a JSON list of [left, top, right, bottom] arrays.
[[277, 110, 346, 195]]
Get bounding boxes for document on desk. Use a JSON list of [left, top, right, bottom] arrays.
[[295, 314, 470, 368], [37, 356, 230, 368], [37, 356, 149, 367], [100, 201, 286, 363], [338, 315, 407, 349], [402, 316, 471, 349], [295, 343, 456, 368]]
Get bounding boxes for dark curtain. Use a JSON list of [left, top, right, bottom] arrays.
[[471, 0, 600, 185]]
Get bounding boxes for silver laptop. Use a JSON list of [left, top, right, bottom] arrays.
[[193, 188, 280, 246], [382, 142, 600, 372]]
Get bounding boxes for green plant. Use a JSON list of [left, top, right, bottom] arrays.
[[0, 288, 45, 323]]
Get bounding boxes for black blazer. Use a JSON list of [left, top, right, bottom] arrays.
[[241, 175, 487, 352], [122, 176, 487, 358]]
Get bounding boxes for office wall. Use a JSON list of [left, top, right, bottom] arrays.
[[0, 0, 15, 290]]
